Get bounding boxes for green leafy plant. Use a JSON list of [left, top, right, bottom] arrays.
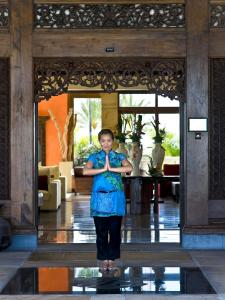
[[74, 142, 100, 166], [151, 117, 166, 144], [115, 115, 129, 143], [126, 114, 147, 144], [163, 132, 180, 156]]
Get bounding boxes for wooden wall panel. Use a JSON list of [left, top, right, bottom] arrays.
[[210, 31, 225, 57], [33, 30, 186, 58], [10, 0, 35, 228], [209, 59, 225, 200], [0, 33, 10, 56], [0, 58, 10, 201]]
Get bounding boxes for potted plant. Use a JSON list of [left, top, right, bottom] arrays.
[[115, 115, 129, 157], [126, 114, 147, 176], [151, 117, 166, 175]]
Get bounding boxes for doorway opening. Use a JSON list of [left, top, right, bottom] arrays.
[[34, 57, 184, 245]]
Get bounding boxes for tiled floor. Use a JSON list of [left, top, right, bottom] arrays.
[[0, 247, 225, 299], [2, 196, 224, 298], [38, 195, 180, 244]]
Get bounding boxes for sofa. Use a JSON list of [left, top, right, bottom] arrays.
[[38, 165, 67, 211]]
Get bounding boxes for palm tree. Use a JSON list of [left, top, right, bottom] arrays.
[[76, 98, 101, 144], [120, 93, 151, 107]]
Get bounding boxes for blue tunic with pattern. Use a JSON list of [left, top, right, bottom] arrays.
[[87, 149, 126, 217]]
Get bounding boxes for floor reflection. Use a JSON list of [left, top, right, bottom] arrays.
[[38, 196, 180, 244], [1, 267, 215, 295]]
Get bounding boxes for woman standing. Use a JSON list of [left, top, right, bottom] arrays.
[[83, 129, 133, 270]]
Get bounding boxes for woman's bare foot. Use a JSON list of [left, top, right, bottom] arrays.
[[108, 260, 115, 270], [102, 260, 108, 270]]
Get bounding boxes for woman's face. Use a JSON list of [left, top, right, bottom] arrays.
[[99, 134, 113, 153]]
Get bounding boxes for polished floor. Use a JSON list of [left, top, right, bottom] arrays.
[[38, 194, 180, 244], [0, 266, 215, 295], [1, 248, 225, 299]]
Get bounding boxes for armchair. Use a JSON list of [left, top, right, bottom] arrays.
[[38, 172, 61, 211], [39, 165, 67, 200]]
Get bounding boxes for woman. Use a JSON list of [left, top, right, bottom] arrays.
[[83, 128, 133, 270]]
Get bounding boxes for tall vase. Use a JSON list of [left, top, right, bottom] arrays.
[[152, 143, 165, 174], [115, 142, 128, 158], [59, 161, 73, 193], [129, 142, 142, 176]]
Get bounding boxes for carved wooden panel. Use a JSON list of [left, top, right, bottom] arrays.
[[0, 4, 8, 28], [34, 58, 185, 102], [210, 59, 225, 200], [34, 3, 185, 29], [0, 59, 10, 200], [211, 5, 225, 27]]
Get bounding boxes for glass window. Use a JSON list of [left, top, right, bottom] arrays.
[[119, 93, 155, 107], [158, 95, 179, 107], [73, 98, 101, 165], [159, 114, 180, 164]]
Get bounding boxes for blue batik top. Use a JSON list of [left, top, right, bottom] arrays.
[[87, 149, 127, 217]]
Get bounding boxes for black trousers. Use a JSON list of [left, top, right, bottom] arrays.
[[93, 216, 123, 261]]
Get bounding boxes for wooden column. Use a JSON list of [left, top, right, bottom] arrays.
[[185, 0, 209, 225], [10, 0, 35, 228]]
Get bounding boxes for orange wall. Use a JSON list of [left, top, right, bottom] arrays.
[[38, 267, 69, 292], [38, 94, 68, 166]]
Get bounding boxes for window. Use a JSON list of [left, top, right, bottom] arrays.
[[119, 93, 180, 171], [73, 97, 101, 165]]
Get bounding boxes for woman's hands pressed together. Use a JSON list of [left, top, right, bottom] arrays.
[[104, 154, 112, 172], [83, 152, 133, 176]]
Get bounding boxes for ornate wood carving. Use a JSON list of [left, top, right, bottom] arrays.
[[0, 59, 10, 200], [34, 3, 185, 29], [211, 5, 225, 27], [210, 59, 225, 200], [34, 58, 185, 102], [0, 4, 8, 28]]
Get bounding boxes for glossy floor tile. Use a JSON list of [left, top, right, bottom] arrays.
[[0, 267, 215, 295], [38, 196, 180, 244]]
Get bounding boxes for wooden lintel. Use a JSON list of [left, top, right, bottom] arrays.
[[33, 30, 186, 57]]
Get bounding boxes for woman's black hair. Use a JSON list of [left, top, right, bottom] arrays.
[[98, 129, 114, 141]]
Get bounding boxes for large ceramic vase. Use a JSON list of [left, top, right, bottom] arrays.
[[151, 143, 165, 174], [129, 142, 142, 176], [116, 142, 128, 158]]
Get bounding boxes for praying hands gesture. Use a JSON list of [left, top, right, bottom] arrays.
[[104, 154, 112, 171], [83, 152, 133, 176]]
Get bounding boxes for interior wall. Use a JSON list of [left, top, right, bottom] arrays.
[[38, 94, 69, 166], [101, 93, 119, 149]]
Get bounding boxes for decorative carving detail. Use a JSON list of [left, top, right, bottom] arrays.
[[210, 59, 225, 199], [34, 58, 185, 102], [0, 59, 10, 200], [211, 5, 225, 27], [34, 3, 185, 29], [0, 5, 8, 28]]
